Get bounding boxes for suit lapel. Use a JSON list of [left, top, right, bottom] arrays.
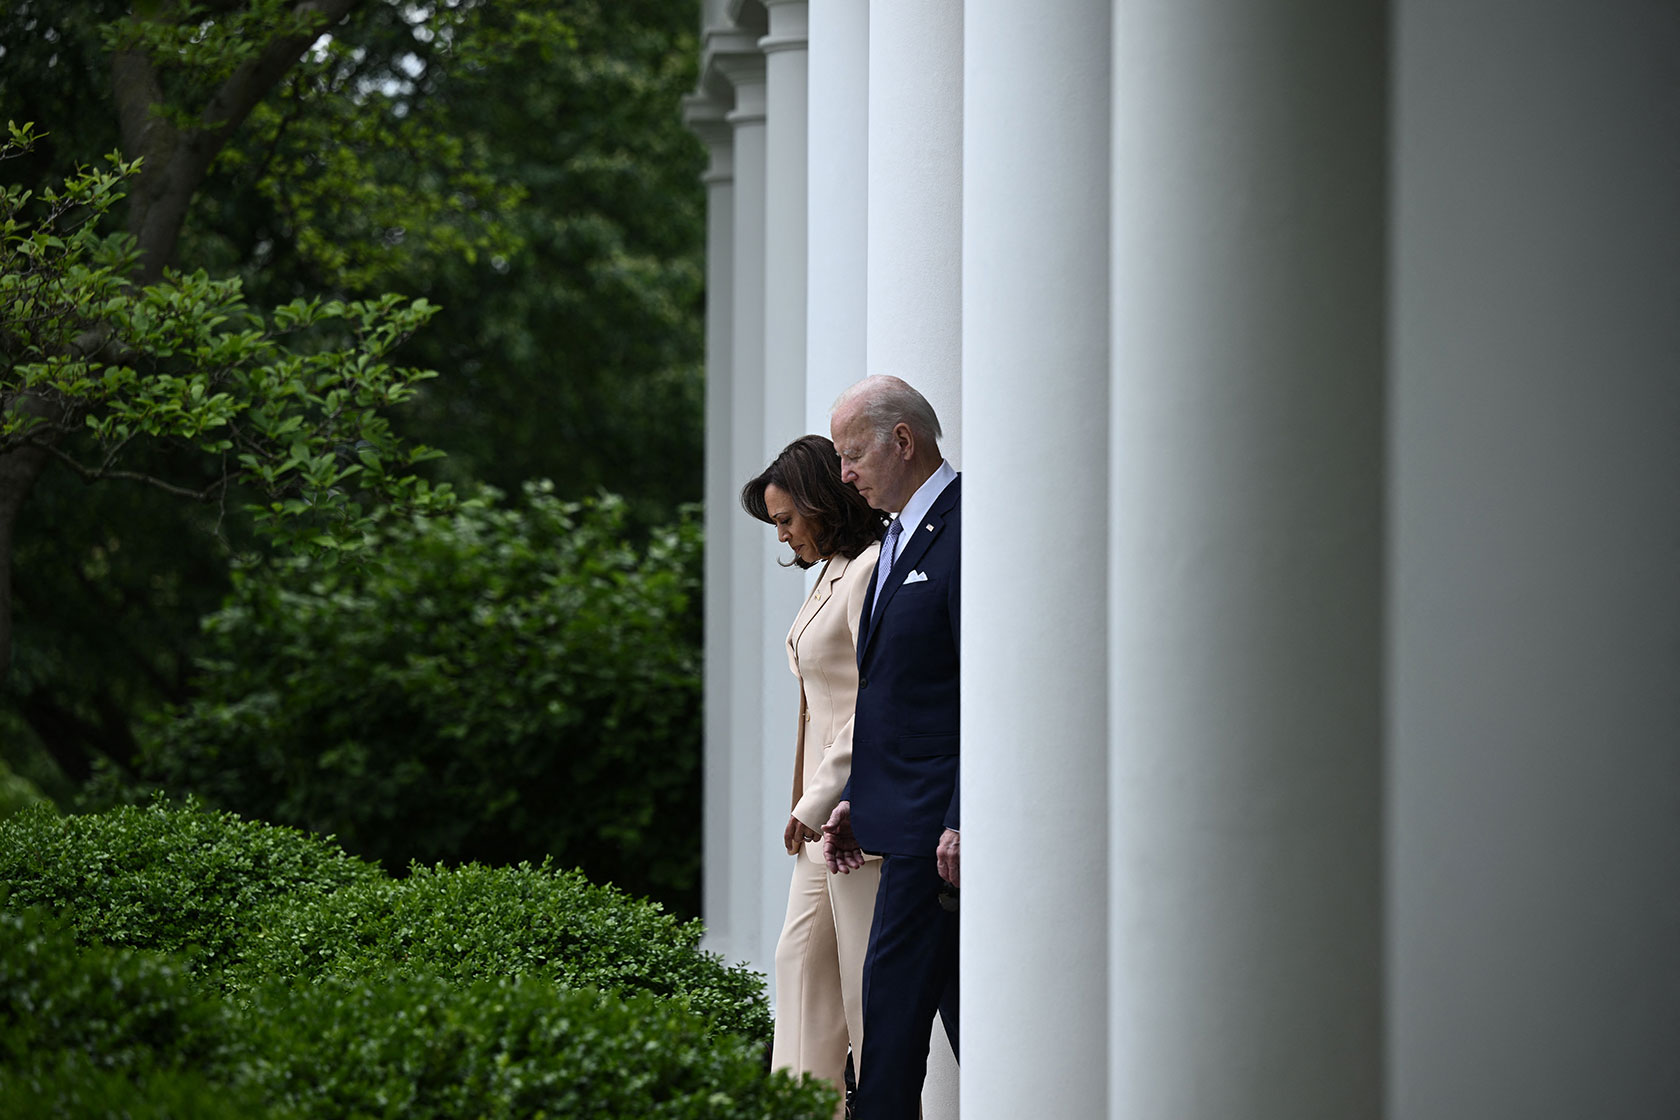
[[859, 475, 959, 663], [788, 555, 847, 666]]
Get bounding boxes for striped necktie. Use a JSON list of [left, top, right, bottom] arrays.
[[872, 517, 904, 621]]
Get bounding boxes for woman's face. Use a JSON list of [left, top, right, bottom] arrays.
[[763, 484, 824, 566]]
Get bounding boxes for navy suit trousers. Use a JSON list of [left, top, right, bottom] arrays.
[[854, 854, 959, 1120]]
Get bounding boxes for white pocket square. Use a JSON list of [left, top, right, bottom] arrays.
[[902, 570, 929, 584]]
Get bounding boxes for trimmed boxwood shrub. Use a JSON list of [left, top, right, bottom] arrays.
[[1, 909, 834, 1120], [0, 803, 767, 1038], [0, 1055, 253, 1120], [0, 802, 826, 1118], [0, 798, 380, 973], [228, 860, 772, 1042], [241, 970, 832, 1119], [0, 909, 263, 1118]]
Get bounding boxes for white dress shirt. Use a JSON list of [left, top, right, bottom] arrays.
[[883, 459, 957, 569]]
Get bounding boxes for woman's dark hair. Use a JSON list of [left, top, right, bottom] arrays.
[[740, 434, 885, 567]]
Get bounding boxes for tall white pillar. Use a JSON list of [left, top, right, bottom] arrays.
[[766, 0, 809, 456], [755, 0, 813, 993], [961, 3, 1111, 1118], [864, 4, 963, 1112], [805, 0, 868, 432], [1388, 3, 1680, 1117], [717, 47, 772, 981], [1107, 3, 1386, 1116], [866, 0, 963, 459], [683, 92, 737, 961], [762, 0, 810, 443]]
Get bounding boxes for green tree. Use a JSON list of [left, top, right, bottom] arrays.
[[0, 0, 520, 686], [0, 132, 451, 675], [0, 1, 704, 791]]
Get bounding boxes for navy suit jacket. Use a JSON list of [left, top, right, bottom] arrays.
[[845, 475, 960, 857]]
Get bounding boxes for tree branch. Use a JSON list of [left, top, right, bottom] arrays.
[[201, 0, 365, 145], [119, 0, 366, 283], [38, 441, 227, 503]]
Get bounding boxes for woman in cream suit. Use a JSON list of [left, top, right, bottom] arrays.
[[742, 435, 884, 1118]]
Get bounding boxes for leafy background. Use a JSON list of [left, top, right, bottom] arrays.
[[0, 0, 709, 914]]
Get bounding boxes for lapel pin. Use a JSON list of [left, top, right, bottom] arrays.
[[925, 523, 934, 532]]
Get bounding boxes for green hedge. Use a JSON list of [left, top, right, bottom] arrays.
[[0, 909, 262, 1118], [0, 909, 833, 1120], [227, 860, 772, 1041], [0, 798, 381, 973], [242, 971, 827, 1119], [0, 801, 822, 1118]]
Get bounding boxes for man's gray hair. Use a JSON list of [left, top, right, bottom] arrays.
[[834, 375, 943, 447]]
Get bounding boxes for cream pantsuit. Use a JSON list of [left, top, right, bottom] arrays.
[[771, 543, 881, 1116]]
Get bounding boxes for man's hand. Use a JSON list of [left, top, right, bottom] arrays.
[[936, 828, 960, 887], [822, 801, 866, 874], [783, 813, 820, 855]]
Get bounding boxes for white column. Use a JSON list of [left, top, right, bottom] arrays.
[[717, 48, 772, 981], [961, 3, 1110, 1119], [762, 0, 810, 445], [864, 4, 963, 1113], [684, 92, 737, 961], [1388, 3, 1680, 1117], [805, 0, 868, 432], [866, 0, 963, 459], [1107, 3, 1386, 1116], [756, 0, 813, 992]]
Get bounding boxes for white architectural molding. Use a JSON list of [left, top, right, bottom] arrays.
[[1106, 2, 1386, 1115], [960, 3, 1111, 1118], [725, 0, 767, 31]]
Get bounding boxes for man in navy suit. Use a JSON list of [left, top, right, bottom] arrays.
[[822, 375, 960, 1120]]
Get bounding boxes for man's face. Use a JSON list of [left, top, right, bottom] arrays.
[[831, 404, 902, 511]]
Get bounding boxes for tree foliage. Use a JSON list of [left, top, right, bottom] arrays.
[[0, 0, 706, 803], [140, 486, 704, 912], [1, 0, 703, 506], [1, 128, 452, 546]]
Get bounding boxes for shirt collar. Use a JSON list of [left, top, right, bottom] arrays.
[[889, 460, 956, 559]]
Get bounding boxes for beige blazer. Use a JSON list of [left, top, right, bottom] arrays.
[[786, 542, 880, 842]]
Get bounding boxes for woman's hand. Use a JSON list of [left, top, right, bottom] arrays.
[[783, 814, 821, 854]]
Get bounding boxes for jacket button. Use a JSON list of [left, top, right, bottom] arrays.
[[858, 677, 868, 689]]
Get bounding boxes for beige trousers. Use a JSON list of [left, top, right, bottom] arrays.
[[771, 844, 881, 1119]]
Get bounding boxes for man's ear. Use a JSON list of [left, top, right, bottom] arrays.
[[892, 422, 915, 460]]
